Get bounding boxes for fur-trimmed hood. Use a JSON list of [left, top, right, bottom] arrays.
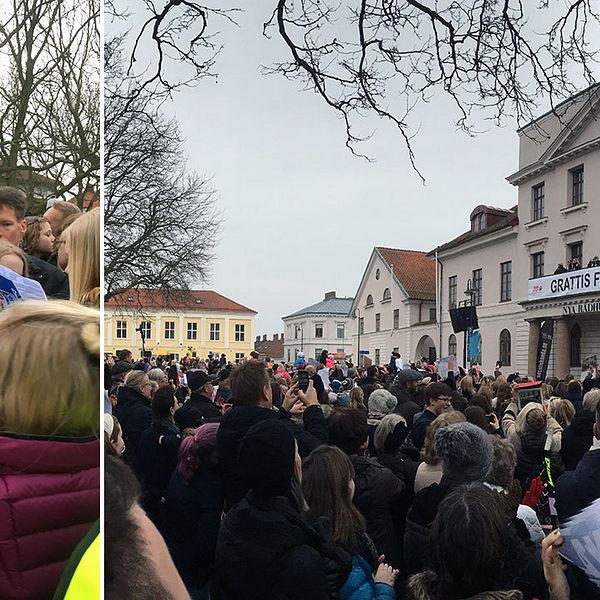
[[405, 571, 523, 600]]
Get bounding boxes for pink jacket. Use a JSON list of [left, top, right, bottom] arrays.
[[0, 433, 100, 599]]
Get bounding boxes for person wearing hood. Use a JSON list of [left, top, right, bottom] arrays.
[[561, 388, 600, 470], [389, 370, 423, 428], [214, 419, 351, 600]]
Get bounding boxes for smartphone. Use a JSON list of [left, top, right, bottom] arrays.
[[298, 369, 310, 392]]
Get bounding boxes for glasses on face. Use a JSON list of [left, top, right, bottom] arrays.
[[435, 396, 452, 403]]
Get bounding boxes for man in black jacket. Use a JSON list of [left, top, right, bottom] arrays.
[[0, 187, 69, 299], [217, 360, 328, 508], [175, 370, 221, 430]]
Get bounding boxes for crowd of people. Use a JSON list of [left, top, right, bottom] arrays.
[[0, 186, 101, 599], [105, 347, 600, 600]]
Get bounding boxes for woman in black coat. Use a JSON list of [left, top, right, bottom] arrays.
[[161, 423, 223, 600], [137, 386, 182, 524], [214, 419, 351, 600]]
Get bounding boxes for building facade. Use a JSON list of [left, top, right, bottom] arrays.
[[282, 292, 354, 364], [254, 333, 285, 362], [104, 289, 257, 361], [430, 84, 600, 377], [350, 248, 437, 367]]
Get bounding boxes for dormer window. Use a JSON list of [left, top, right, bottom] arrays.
[[472, 212, 486, 232]]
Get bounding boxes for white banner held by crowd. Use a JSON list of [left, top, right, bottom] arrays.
[[0, 264, 47, 306]]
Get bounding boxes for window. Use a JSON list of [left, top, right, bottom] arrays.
[[571, 166, 584, 206], [472, 269, 482, 306], [375, 349, 380, 365], [164, 321, 175, 339], [294, 325, 299, 339], [570, 324, 581, 367], [315, 323, 323, 338], [287, 349, 291, 362], [315, 349, 323, 360], [382, 288, 391, 301], [116, 320, 127, 339], [569, 241, 583, 265], [532, 183, 545, 221], [429, 308, 436, 321], [235, 324, 245, 342], [375, 269, 380, 280], [235, 353, 245, 361], [449, 276, 457, 309], [336, 323, 345, 339], [448, 334, 457, 356], [139, 321, 151, 340], [375, 313, 381, 332], [472, 212, 485, 232], [532, 252, 545, 279], [209, 322, 220, 341], [359, 317, 364, 335], [187, 322, 198, 340], [393, 309, 399, 329], [366, 294, 373, 306], [499, 329, 511, 366], [500, 261, 512, 302]]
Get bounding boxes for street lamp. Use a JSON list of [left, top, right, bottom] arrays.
[[135, 323, 146, 358], [353, 307, 361, 368], [460, 280, 477, 369]]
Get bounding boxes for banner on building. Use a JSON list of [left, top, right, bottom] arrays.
[[467, 328, 481, 367], [535, 319, 554, 381], [529, 266, 600, 301]]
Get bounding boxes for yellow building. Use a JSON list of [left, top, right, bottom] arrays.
[[104, 289, 257, 361]]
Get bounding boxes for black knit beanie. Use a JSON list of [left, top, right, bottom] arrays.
[[239, 419, 296, 497]]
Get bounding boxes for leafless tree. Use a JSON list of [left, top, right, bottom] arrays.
[[0, 0, 99, 208], [104, 39, 221, 301], [262, 0, 600, 175]]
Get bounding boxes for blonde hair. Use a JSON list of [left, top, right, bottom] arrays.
[[515, 402, 545, 435], [0, 300, 99, 436], [0, 241, 28, 276], [551, 398, 575, 428], [124, 370, 149, 393], [420, 410, 466, 464], [460, 375, 476, 396], [65, 207, 100, 307]]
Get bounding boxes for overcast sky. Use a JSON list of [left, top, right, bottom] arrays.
[[123, 2, 561, 335]]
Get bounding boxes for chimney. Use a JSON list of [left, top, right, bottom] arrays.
[[256, 335, 260, 342], [281, 333, 284, 341], [273, 334, 279, 341], [263, 334, 267, 342], [324, 291, 336, 300]]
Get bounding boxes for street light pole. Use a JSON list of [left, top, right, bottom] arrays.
[[353, 307, 361, 368], [136, 324, 146, 358], [461, 279, 477, 370]]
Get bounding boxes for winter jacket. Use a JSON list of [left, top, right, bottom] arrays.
[[114, 385, 152, 465], [407, 410, 436, 452], [561, 410, 595, 470], [161, 463, 224, 589], [217, 404, 328, 508], [0, 433, 100, 600], [564, 391, 583, 414], [502, 402, 562, 452], [389, 385, 421, 428], [556, 448, 600, 522], [26, 254, 70, 299], [340, 554, 395, 600], [174, 390, 222, 430], [405, 571, 522, 600], [136, 419, 182, 522], [350, 455, 405, 568], [214, 492, 351, 600]]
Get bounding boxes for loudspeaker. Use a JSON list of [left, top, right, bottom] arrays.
[[449, 306, 479, 333]]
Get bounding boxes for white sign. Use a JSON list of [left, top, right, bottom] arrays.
[[0, 264, 47, 306], [528, 266, 600, 301]]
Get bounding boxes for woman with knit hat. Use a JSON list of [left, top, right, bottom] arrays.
[[214, 419, 351, 599]]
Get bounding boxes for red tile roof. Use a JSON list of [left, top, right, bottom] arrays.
[[106, 289, 257, 313], [376, 247, 436, 301]]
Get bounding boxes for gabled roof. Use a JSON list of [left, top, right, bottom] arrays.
[[283, 296, 354, 319], [376, 247, 436, 301], [106, 289, 257, 313], [429, 208, 518, 255]]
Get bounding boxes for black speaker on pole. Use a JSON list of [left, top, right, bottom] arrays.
[[449, 306, 479, 333]]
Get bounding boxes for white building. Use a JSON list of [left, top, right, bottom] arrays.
[[282, 292, 354, 364], [431, 84, 600, 377], [350, 248, 437, 366]]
